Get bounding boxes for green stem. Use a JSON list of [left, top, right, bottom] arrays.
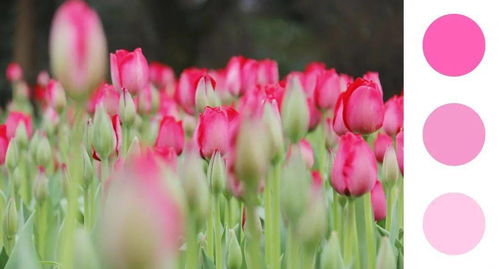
[[303, 249, 315, 269], [36, 200, 48, 260], [286, 227, 300, 269], [363, 194, 376, 269], [271, 163, 281, 269], [343, 199, 358, 269], [264, 169, 273, 268], [186, 213, 199, 269], [214, 194, 223, 269], [246, 205, 262, 269], [206, 195, 214, 260], [84, 183, 95, 232]]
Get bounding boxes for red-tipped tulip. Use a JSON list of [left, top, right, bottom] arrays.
[[155, 116, 184, 156], [383, 95, 403, 137], [196, 106, 239, 159], [374, 132, 393, 163], [343, 78, 384, 134], [149, 62, 176, 92], [0, 125, 8, 165], [49, 0, 107, 100], [175, 68, 206, 115], [298, 139, 314, 169], [315, 69, 343, 110], [5, 111, 32, 140], [332, 93, 348, 136], [88, 83, 120, 115], [396, 130, 404, 175], [331, 132, 377, 196]]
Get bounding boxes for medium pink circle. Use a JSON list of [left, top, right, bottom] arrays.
[[423, 14, 485, 76], [423, 193, 485, 255], [423, 103, 485, 165]]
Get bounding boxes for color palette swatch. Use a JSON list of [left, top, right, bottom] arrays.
[[406, 0, 496, 267]]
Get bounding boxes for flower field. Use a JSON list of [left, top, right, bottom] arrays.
[[0, 0, 403, 268]]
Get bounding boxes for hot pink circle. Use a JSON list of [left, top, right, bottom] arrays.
[[423, 103, 485, 165], [423, 193, 485, 255], [423, 14, 485, 76]]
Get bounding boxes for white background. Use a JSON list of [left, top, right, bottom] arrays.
[[405, 1, 499, 268]]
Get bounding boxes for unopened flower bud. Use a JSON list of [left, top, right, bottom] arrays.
[[150, 86, 160, 114], [227, 229, 242, 269], [35, 136, 52, 168], [3, 198, 18, 240], [282, 76, 309, 143], [119, 89, 136, 127], [47, 79, 67, 112], [195, 76, 220, 113], [83, 119, 94, 155], [5, 141, 19, 172], [33, 168, 49, 202], [14, 122, 29, 149], [208, 151, 226, 194], [82, 148, 94, 188], [12, 166, 25, 192], [381, 145, 400, 188], [280, 145, 309, 223], [180, 150, 209, 221], [376, 237, 397, 269], [263, 101, 284, 162], [235, 117, 270, 189], [92, 104, 115, 160], [320, 232, 344, 269], [324, 118, 339, 150]]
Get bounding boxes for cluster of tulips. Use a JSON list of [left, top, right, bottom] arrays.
[[0, 1, 403, 269]]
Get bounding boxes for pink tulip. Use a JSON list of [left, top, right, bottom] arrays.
[[149, 62, 176, 92], [343, 78, 384, 134], [324, 117, 339, 150], [338, 73, 353, 92], [196, 106, 239, 158], [371, 180, 387, 221], [314, 69, 343, 110], [311, 170, 323, 191], [6, 62, 23, 82], [257, 59, 279, 85], [332, 93, 348, 136], [88, 83, 120, 115], [5, 111, 32, 140], [135, 84, 153, 114], [158, 92, 179, 118], [331, 132, 377, 196], [110, 48, 149, 95], [307, 97, 322, 130], [49, 0, 107, 99], [91, 114, 121, 161], [299, 139, 315, 169], [383, 95, 404, 137], [37, 71, 50, 87], [396, 129, 404, 174], [175, 67, 206, 115], [374, 132, 393, 163], [225, 56, 245, 96], [155, 116, 184, 156], [0, 125, 8, 165], [363, 71, 383, 93]]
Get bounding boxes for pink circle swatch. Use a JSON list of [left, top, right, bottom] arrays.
[[423, 193, 485, 255], [423, 103, 485, 165], [423, 14, 485, 76]]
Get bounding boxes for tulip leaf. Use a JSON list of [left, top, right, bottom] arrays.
[[4, 214, 41, 269], [0, 248, 9, 268], [201, 249, 216, 269]]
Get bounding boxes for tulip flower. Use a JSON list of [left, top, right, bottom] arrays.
[[119, 89, 137, 126], [175, 68, 207, 115], [49, 0, 107, 100], [332, 93, 348, 136], [0, 125, 8, 165], [324, 118, 339, 150], [281, 76, 309, 143], [298, 139, 314, 169], [383, 95, 404, 137], [256, 59, 279, 85], [331, 132, 377, 196], [225, 56, 245, 96], [396, 129, 404, 174], [155, 116, 184, 156], [6, 62, 23, 82], [371, 180, 387, 221], [381, 145, 400, 187], [196, 106, 239, 159], [88, 83, 120, 115], [5, 111, 32, 140], [110, 48, 149, 95], [342, 78, 384, 134], [46, 79, 67, 112], [374, 132, 393, 163], [363, 71, 383, 93], [194, 74, 219, 113], [314, 69, 343, 110], [149, 62, 176, 92]]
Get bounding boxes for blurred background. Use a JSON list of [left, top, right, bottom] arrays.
[[0, 0, 402, 105]]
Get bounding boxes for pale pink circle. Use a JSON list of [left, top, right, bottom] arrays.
[[423, 14, 485, 76], [423, 193, 485, 255], [423, 103, 485, 165]]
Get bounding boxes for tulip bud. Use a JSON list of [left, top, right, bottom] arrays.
[[47, 79, 67, 112], [5, 141, 19, 173], [324, 118, 339, 150], [281, 145, 310, 223], [3, 198, 18, 242], [49, 0, 107, 100], [195, 75, 220, 113], [33, 168, 49, 202], [227, 229, 242, 269], [320, 232, 344, 269], [83, 119, 94, 155], [298, 139, 314, 169], [263, 101, 284, 162], [371, 180, 387, 221], [120, 89, 137, 126], [35, 136, 52, 168], [12, 166, 25, 193], [150, 86, 160, 114], [282, 76, 309, 143], [82, 148, 94, 188], [376, 237, 397, 269], [381, 146, 400, 188], [234, 117, 270, 189], [42, 107, 60, 136], [208, 151, 226, 194], [14, 122, 29, 149], [92, 105, 115, 160], [180, 150, 209, 221], [110, 48, 149, 95]]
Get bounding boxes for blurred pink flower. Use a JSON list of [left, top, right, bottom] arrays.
[[196, 106, 239, 158], [383, 95, 404, 137], [371, 180, 387, 221], [0, 125, 8, 165], [299, 139, 314, 169], [5, 111, 32, 140], [155, 116, 184, 156], [396, 129, 404, 175], [49, 0, 107, 99], [331, 132, 377, 196], [6, 62, 23, 82], [374, 132, 393, 163], [88, 83, 120, 115], [110, 48, 149, 95], [149, 62, 176, 93], [175, 67, 207, 115]]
